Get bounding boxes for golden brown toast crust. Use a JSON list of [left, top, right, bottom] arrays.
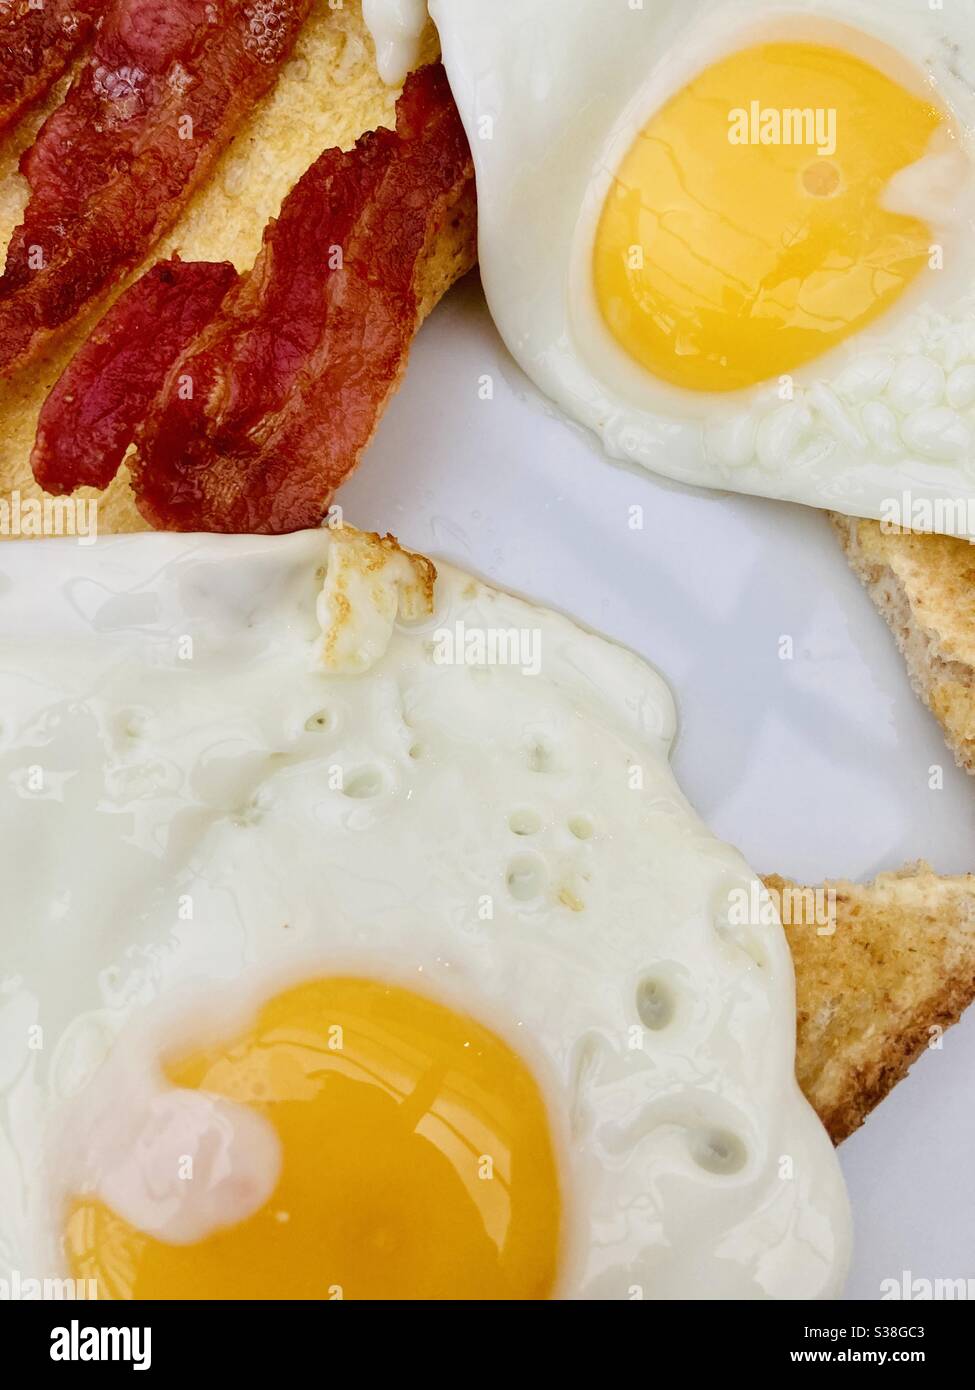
[[766, 863, 975, 1143], [832, 515, 975, 774]]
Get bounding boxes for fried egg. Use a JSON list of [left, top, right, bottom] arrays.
[[0, 527, 849, 1299], [369, 0, 975, 535]]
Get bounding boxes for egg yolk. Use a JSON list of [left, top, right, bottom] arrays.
[[593, 41, 947, 393], [64, 977, 561, 1300]]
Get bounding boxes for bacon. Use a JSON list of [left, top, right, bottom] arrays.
[[0, 0, 105, 136], [130, 63, 475, 533], [32, 258, 237, 493], [0, 0, 311, 376]]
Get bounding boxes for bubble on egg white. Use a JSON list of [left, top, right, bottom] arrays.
[[509, 808, 542, 837], [947, 364, 975, 410], [862, 400, 903, 454], [807, 383, 867, 451], [688, 1127, 748, 1176], [755, 403, 812, 472], [900, 405, 974, 460], [567, 814, 594, 841], [635, 977, 676, 1032], [506, 853, 548, 903], [885, 357, 946, 414], [833, 355, 895, 404]]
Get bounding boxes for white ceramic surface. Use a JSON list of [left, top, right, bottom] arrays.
[[339, 271, 975, 1301]]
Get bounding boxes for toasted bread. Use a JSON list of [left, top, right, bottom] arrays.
[[832, 516, 975, 774], [766, 862, 975, 1143]]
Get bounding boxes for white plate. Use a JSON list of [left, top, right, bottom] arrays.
[[341, 271, 975, 1299]]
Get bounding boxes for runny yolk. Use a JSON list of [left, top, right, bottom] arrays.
[[64, 977, 561, 1300], [593, 41, 948, 393]]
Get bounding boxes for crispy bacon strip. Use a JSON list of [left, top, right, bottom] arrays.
[[129, 63, 475, 533], [0, 0, 311, 376], [32, 258, 237, 493], [0, 0, 104, 136]]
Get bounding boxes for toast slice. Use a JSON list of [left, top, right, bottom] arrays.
[[767, 862, 975, 1143], [832, 515, 975, 775]]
